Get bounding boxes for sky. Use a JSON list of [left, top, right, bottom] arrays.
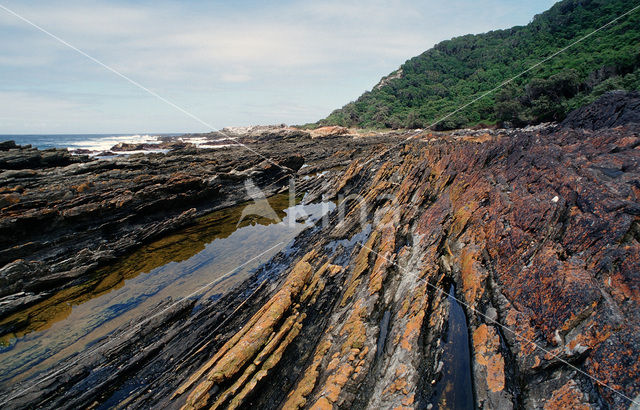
[[0, 0, 558, 134]]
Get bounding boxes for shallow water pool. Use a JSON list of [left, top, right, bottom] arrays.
[[0, 194, 334, 389]]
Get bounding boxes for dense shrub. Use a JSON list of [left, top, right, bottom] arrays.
[[318, 0, 640, 129]]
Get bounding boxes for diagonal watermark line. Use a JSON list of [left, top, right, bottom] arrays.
[[0, 3, 216, 131], [357, 241, 640, 407], [0, 3, 286, 170], [0, 241, 285, 406]]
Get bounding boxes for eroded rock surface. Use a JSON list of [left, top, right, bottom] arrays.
[[0, 133, 395, 324], [161, 123, 639, 410], [561, 90, 640, 130], [1, 98, 639, 409], [0, 141, 86, 170]]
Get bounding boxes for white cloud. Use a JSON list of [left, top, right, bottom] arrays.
[[1, 0, 433, 74], [0, 0, 558, 132], [0, 91, 88, 131], [221, 72, 252, 83]]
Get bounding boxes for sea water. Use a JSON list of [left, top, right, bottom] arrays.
[[0, 134, 179, 151]]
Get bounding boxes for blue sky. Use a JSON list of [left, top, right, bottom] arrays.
[[0, 0, 557, 134]]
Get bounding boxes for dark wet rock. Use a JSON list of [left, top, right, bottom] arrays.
[[0, 143, 87, 170], [0, 291, 45, 321], [276, 154, 305, 172], [0, 141, 19, 151], [110, 142, 149, 151], [561, 90, 640, 130], [110, 140, 194, 152], [0, 133, 397, 323], [1, 120, 639, 409]]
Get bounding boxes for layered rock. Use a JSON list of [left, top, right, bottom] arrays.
[[0, 133, 396, 325], [1, 95, 639, 409], [0, 141, 86, 170], [162, 122, 640, 409]]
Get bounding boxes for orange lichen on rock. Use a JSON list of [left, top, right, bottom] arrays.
[[384, 377, 409, 395], [283, 340, 333, 410], [473, 324, 506, 393], [459, 246, 486, 308], [340, 299, 368, 353], [301, 261, 340, 304], [313, 362, 355, 406], [72, 181, 92, 193], [327, 264, 343, 276], [383, 364, 410, 395], [485, 353, 506, 393], [223, 317, 305, 410], [308, 297, 376, 408], [543, 380, 592, 410], [368, 213, 397, 295], [341, 231, 379, 306], [450, 205, 472, 238], [609, 269, 640, 304], [397, 297, 411, 319], [210, 313, 305, 409], [505, 309, 537, 357], [310, 397, 333, 410], [176, 252, 316, 409], [401, 393, 416, 406], [563, 320, 612, 356], [393, 273, 432, 354], [400, 309, 425, 352]]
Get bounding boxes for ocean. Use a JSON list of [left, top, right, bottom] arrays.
[[0, 134, 181, 152]]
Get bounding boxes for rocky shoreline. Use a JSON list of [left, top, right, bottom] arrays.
[[0, 129, 398, 322], [1, 92, 639, 409]]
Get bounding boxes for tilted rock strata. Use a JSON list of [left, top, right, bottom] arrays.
[[0, 133, 397, 323], [172, 124, 639, 409], [1, 112, 639, 409]]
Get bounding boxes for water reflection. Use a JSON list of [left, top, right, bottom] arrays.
[[0, 194, 334, 388], [429, 285, 474, 409]]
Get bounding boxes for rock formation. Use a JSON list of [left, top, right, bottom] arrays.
[[0, 93, 639, 409], [0, 132, 392, 324], [561, 91, 640, 130]]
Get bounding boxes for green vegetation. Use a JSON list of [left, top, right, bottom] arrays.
[[319, 0, 640, 130]]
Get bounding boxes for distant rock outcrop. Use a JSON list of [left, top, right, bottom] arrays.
[[0, 141, 86, 170], [561, 90, 640, 130], [308, 125, 349, 138], [220, 124, 311, 141]]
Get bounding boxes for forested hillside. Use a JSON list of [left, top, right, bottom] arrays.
[[319, 0, 640, 129]]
